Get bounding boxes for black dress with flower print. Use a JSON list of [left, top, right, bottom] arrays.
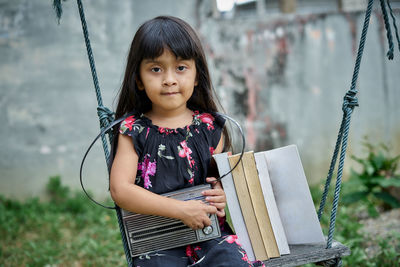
[[119, 110, 225, 194]]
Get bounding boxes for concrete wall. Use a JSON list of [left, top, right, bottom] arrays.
[[0, 0, 399, 200]]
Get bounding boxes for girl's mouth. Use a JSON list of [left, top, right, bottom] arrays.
[[162, 92, 179, 96]]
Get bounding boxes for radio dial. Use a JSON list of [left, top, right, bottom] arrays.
[[202, 225, 213, 235]]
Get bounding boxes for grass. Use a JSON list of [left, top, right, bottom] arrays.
[[0, 176, 126, 267], [308, 183, 400, 267], [1, 176, 399, 266]]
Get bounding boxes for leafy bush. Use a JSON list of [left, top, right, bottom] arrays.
[[342, 139, 400, 216], [371, 231, 400, 266]]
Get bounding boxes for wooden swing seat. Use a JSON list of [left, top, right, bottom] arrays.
[[264, 240, 350, 267]]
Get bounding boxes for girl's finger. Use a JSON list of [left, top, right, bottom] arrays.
[[216, 210, 226, 217], [202, 188, 225, 196], [205, 195, 225, 203], [210, 202, 226, 210], [206, 177, 222, 189]]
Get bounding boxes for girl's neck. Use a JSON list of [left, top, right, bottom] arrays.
[[145, 107, 194, 129]]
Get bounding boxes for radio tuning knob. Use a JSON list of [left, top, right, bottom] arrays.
[[202, 225, 213, 235]]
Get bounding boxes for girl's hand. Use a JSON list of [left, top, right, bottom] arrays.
[[178, 200, 217, 230], [203, 177, 226, 218]]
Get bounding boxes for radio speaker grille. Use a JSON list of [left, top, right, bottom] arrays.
[[121, 184, 221, 257]]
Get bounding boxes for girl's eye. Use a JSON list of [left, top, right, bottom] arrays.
[[177, 66, 187, 71], [151, 67, 161, 73]]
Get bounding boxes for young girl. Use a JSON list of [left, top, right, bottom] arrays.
[[110, 16, 263, 267]]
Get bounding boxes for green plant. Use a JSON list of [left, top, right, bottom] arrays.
[[0, 176, 125, 266], [342, 139, 400, 216], [370, 231, 400, 267], [46, 175, 70, 204]]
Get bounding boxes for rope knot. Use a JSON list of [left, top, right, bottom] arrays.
[[97, 106, 115, 128], [342, 89, 359, 111]]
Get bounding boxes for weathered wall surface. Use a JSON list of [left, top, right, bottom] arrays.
[[0, 0, 399, 200], [199, 9, 400, 186]]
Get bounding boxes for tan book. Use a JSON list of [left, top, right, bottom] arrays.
[[213, 153, 255, 261], [229, 154, 268, 261], [242, 151, 280, 259]]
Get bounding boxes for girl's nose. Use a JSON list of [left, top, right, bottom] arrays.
[[162, 70, 177, 86]]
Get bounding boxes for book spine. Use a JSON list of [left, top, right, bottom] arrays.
[[229, 154, 268, 261], [242, 152, 280, 258], [213, 153, 255, 261]]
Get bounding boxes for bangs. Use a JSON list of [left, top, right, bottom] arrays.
[[137, 17, 198, 60]]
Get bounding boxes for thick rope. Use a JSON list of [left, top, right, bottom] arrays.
[[115, 206, 134, 266], [320, 0, 399, 251], [53, 0, 398, 265], [75, 1, 133, 266], [52, 1, 133, 266], [380, 0, 395, 59], [317, 115, 345, 221], [52, 0, 64, 24], [321, 257, 342, 267], [76, 0, 114, 146], [386, 0, 400, 52], [318, 0, 373, 251]]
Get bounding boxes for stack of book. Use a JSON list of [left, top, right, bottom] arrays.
[[213, 145, 325, 261]]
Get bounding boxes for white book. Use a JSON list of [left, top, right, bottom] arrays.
[[254, 152, 290, 255], [264, 145, 325, 245], [213, 153, 255, 261]]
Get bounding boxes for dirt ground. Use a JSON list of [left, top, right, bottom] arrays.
[[359, 208, 400, 257]]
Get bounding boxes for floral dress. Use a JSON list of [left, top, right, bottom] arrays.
[[119, 110, 265, 267]]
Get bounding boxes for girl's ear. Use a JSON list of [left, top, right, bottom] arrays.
[[135, 77, 145, 90]]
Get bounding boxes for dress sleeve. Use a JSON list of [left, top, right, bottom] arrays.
[[119, 114, 146, 156], [210, 113, 226, 150]]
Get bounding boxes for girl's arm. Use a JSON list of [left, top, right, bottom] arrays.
[[110, 134, 217, 230]]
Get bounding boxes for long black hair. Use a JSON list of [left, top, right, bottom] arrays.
[[114, 16, 230, 150]]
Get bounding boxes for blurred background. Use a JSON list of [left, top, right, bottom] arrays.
[[1, 0, 399, 200], [1, 0, 400, 266]]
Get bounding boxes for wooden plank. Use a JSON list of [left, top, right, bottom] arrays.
[[263, 240, 350, 267]]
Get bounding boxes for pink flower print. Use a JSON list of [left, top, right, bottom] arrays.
[[137, 154, 156, 189], [124, 116, 136, 131], [159, 127, 166, 134], [158, 126, 175, 135], [209, 146, 215, 156], [178, 140, 193, 168], [145, 127, 150, 139], [186, 245, 194, 257], [185, 245, 199, 261], [188, 178, 194, 184], [225, 235, 242, 246], [198, 113, 215, 130], [119, 115, 137, 134], [242, 253, 248, 262]]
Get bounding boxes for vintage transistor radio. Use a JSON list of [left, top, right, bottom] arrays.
[[120, 184, 221, 257]]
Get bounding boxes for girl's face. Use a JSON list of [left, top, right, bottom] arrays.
[[137, 48, 197, 115]]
